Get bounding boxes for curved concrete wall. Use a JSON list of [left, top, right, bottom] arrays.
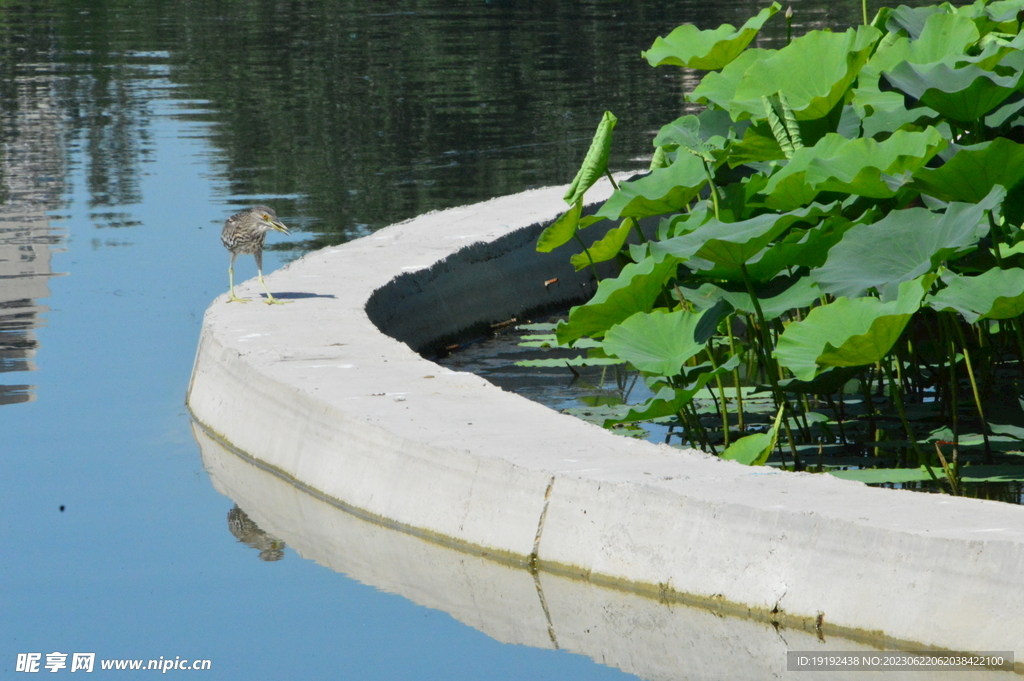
[[188, 180, 1024, 658]]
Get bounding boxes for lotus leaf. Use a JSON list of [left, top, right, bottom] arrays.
[[570, 219, 634, 270], [774, 277, 930, 381], [556, 255, 681, 345], [909, 11, 981, 63], [885, 4, 946, 39], [909, 137, 1024, 202], [927, 267, 1024, 322], [729, 26, 881, 121], [564, 111, 617, 205], [831, 464, 1024, 483], [536, 201, 582, 253], [727, 121, 787, 165], [688, 48, 775, 113], [652, 110, 741, 162], [602, 308, 709, 375], [737, 217, 854, 282], [720, 405, 785, 465], [714, 276, 822, 319], [883, 55, 1024, 123], [763, 129, 947, 211], [813, 187, 1004, 298], [597, 152, 708, 220], [643, 3, 780, 71], [650, 203, 836, 269]]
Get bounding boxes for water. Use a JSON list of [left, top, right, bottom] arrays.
[[2, 2, 917, 679]]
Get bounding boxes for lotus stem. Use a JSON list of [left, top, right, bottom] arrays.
[[604, 169, 619, 191], [882, 357, 924, 468], [934, 441, 961, 495], [727, 315, 746, 432], [572, 232, 601, 283], [700, 158, 721, 220], [740, 262, 802, 468], [706, 347, 731, 447], [950, 316, 993, 464]]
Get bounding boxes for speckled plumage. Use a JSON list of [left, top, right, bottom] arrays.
[[221, 205, 290, 304]]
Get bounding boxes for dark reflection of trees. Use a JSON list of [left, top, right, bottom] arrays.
[[0, 0, 901, 247]]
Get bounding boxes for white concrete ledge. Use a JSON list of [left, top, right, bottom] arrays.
[[188, 181, 1024, 658]]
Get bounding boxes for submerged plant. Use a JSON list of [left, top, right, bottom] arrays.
[[531, 0, 1024, 493]]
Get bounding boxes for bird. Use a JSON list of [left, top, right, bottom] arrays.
[[221, 205, 291, 304]]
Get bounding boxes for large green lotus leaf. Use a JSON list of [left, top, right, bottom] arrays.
[[650, 203, 835, 269], [730, 26, 881, 121], [927, 267, 1024, 322], [720, 405, 784, 465], [556, 255, 681, 345], [692, 223, 837, 283], [908, 138, 1024, 203], [597, 152, 708, 220], [883, 56, 1024, 123], [643, 3, 780, 71], [688, 48, 775, 114], [737, 217, 854, 282], [570, 219, 633, 270], [908, 11, 981, 63], [774, 277, 929, 381], [856, 32, 911, 91], [763, 128, 947, 211], [812, 187, 1004, 298], [564, 111, 617, 205], [602, 308, 708, 375]]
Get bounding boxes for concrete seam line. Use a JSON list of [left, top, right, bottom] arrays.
[[530, 475, 556, 571]]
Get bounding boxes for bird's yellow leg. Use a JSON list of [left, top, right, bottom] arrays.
[[259, 269, 290, 305], [227, 263, 249, 303]]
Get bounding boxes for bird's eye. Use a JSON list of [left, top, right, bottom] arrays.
[[262, 214, 269, 220]]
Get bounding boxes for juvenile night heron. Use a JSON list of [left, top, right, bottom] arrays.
[[221, 205, 290, 304]]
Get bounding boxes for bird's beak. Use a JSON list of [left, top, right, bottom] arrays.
[[271, 220, 290, 235]]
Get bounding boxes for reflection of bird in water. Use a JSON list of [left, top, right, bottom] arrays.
[[227, 505, 286, 562], [221, 205, 290, 305]]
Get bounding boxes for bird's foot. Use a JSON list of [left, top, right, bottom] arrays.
[[263, 295, 291, 305], [227, 293, 250, 304]]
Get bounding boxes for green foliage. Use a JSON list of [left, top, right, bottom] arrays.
[[720, 405, 784, 465], [642, 3, 781, 71], [533, 0, 1024, 482]]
